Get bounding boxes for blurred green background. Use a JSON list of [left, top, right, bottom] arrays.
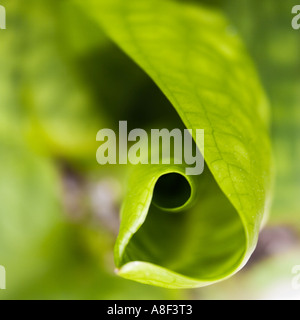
[[0, 0, 299, 299]]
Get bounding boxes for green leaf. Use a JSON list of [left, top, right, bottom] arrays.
[[80, 0, 273, 288], [221, 0, 300, 225]]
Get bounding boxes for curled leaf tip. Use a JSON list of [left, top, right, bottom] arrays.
[[81, 0, 273, 288]]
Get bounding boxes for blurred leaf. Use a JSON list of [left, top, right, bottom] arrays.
[[0, 139, 63, 297], [81, 0, 273, 288], [0, 0, 184, 299]]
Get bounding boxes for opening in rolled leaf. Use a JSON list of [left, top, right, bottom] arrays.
[[152, 173, 192, 211]]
